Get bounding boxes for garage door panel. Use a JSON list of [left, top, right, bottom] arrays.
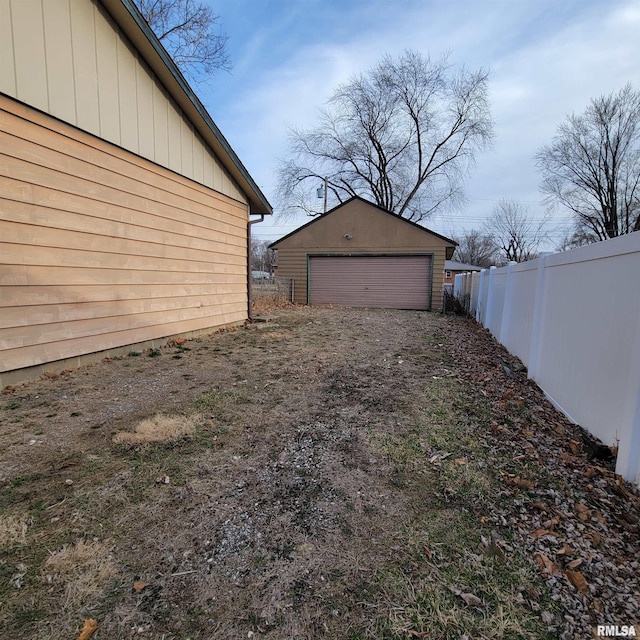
[[309, 256, 431, 310]]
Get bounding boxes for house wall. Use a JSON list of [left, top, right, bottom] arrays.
[[274, 200, 452, 311], [0, 95, 249, 386], [0, 0, 245, 203], [444, 269, 480, 286], [454, 233, 640, 486]]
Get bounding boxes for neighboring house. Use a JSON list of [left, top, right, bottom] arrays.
[[444, 260, 483, 289], [270, 197, 456, 311], [0, 0, 271, 387]]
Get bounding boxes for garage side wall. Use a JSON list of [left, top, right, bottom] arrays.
[[274, 200, 450, 311], [0, 96, 249, 386]]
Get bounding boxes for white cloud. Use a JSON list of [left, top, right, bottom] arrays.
[[204, 0, 640, 243]]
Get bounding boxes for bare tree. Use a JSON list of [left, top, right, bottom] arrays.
[[277, 50, 493, 222], [556, 226, 594, 252], [250, 238, 272, 273], [536, 84, 640, 242], [134, 0, 231, 83], [484, 199, 549, 263], [452, 229, 498, 267]]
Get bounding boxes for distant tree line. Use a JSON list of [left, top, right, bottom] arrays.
[[452, 199, 549, 266]]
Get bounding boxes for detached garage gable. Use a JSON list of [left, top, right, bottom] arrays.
[[270, 198, 455, 311]]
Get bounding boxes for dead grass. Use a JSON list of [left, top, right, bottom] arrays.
[[0, 514, 29, 548], [251, 282, 294, 315], [42, 540, 117, 608], [112, 412, 197, 446], [3, 307, 634, 639]]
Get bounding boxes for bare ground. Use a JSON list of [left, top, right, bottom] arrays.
[[0, 307, 638, 640]]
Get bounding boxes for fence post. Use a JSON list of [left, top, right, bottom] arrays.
[[470, 271, 480, 317], [527, 252, 552, 380], [476, 269, 488, 323], [453, 273, 461, 297], [498, 262, 517, 345], [615, 307, 640, 483], [483, 266, 497, 329], [464, 272, 471, 313]]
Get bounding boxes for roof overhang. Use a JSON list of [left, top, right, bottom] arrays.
[[99, 0, 272, 216]]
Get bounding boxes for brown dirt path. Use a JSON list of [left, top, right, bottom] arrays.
[[1, 307, 637, 639]]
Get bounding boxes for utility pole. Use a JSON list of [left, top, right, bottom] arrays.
[[317, 177, 327, 213], [323, 177, 327, 213]]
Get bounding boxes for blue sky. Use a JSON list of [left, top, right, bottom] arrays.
[[195, 0, 640, 246]]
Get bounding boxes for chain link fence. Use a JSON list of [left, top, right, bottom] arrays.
[[251, 276, 294, 314]]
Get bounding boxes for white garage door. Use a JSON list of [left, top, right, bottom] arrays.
[[308, 255, 432, 310]]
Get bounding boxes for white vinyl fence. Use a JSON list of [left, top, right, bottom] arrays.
[[454, 232, 640, 486]]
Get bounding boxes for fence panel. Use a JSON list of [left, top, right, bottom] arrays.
[[453, 232, 640, 486], [470, 271, 481, 317], [251, 276, 294, 313], [274, 276, 294, 302], [485, 266, 508, 339], [476, 269, 490, 325], [534, 240, 640, 472], [501, 260, 539, 365]]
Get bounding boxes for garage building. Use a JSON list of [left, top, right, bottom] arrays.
[[270, 197, 456, 311]]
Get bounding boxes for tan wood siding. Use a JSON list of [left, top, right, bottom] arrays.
[[95, 5, 121, 143], [0, 0, 246, 204], [0, 96, 249, 376], [117, 34, 139, 151], [137, 60, 156, 159], [43, 0, 77, 124], [152, 84, 169, 166], [0, 1, 16, 96], [71, 0, 101, 135]]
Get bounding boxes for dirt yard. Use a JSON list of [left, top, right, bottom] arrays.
[[1, 307, 638, 640]]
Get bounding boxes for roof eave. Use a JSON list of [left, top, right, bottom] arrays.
[[99, 0, 272, 216]]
